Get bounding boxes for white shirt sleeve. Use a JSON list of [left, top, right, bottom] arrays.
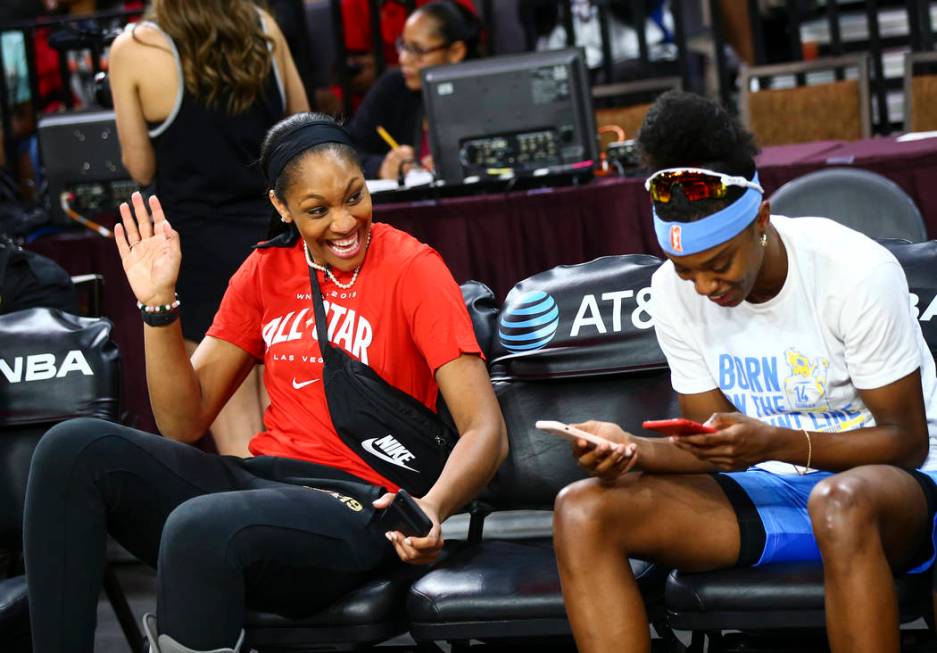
[[840, 259, 923, 389], [650, 271, 718, 395]]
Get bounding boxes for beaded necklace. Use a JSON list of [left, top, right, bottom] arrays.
[[303, 229, 372, 290]]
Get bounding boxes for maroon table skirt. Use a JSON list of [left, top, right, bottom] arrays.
[[376, 135, 937, 301], [26, 135, 937, 430]]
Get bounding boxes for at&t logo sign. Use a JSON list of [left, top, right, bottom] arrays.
[[498, 291, 560, 353]]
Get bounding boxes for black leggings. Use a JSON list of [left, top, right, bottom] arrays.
[[23, 418, 395, 652]]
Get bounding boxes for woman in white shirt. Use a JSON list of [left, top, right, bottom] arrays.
[[553, 90, 937, 653]]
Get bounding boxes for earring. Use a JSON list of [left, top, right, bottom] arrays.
[[280, 216, 288, 223], [760, 233, 767, 248]]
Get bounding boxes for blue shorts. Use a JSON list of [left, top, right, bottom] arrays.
[[716, 467, 937, 574]]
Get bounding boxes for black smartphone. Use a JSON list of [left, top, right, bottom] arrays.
[[379, 489, 433, 538]]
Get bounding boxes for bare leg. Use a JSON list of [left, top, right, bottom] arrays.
[[554, 473, 741, 653], [809, 465, 931, 653], [184, 339, 265, 456]]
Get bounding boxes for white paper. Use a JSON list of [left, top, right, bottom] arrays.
[[896, 131, 937, 142], [365, 169, 435, 195], [365, 179, 399, 194]]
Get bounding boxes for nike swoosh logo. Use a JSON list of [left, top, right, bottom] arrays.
[[291, 378, 320, 390], [361, 437, 419, 472]]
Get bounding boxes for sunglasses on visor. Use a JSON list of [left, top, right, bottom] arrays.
[[644, 168, 764, 204]]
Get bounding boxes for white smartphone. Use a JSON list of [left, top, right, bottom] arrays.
[[534, 420, 612, 448]]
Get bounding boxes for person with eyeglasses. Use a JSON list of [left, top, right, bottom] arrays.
[[553, 90, 937, 653], [345, 0, 482, 180], [340, 0, 476, 68]]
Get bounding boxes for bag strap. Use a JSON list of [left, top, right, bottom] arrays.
[[307, 263, 341, 366]]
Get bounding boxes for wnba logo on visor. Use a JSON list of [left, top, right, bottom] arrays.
[[670, 225, 683, 253], [498, 291, 560, 353]]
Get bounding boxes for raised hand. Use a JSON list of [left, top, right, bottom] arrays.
[[114, 192, 181, 306]]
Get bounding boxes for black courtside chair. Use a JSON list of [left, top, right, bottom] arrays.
[[0, 306, 137, 652]]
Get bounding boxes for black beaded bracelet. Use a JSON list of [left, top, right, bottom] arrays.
[[138, 294, 181, 327]]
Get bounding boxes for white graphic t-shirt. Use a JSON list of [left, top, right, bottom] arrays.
[[650, 215, 937, 473]]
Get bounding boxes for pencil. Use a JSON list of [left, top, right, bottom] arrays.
[[376, 125, 401, 150]]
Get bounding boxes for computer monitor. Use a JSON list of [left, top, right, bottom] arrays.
[[422, 48, 597, 185], [38, 110, 135, 223]]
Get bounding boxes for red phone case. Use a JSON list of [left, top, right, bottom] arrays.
[[642, 418, 716, 436]]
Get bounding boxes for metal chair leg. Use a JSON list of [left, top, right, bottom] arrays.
[[654, 621, 688, 653], [687, 630, 706, 653], [102, 564, 145, 653]]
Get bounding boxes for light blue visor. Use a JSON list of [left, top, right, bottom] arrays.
[[653, 172, 763, 257]]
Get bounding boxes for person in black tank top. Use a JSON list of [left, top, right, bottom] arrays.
[[109, 0, 309, 455]]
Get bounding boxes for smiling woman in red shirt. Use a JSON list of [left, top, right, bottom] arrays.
[[23, 113, 507, 653]]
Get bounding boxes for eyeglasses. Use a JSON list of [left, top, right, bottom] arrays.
[[644, 167, 764, 204], [395, 36, 450, 59]]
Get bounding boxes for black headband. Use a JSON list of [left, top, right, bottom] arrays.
[[264, 121, 356, 184]]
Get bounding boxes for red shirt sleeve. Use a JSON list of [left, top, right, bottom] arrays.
[[401, 249, 483, 373], [205, 251, 265, 360]]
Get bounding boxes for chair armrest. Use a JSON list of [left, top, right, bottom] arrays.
[[467, 500, 494, 545], [71, 273, 103, 317]]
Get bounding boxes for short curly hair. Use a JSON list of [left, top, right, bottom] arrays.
[[637, 91, 760, 223]]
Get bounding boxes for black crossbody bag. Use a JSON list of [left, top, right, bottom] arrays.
[[307, 266, 457, 496]]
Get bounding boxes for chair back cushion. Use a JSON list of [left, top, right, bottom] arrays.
[[880, 239, 937, 358], [490, 254, 666, 380], [769, 168, 927, 243], [460, 281, 498, 362], [1, 308, 120, 426]]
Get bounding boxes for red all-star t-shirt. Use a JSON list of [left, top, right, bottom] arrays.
[[206, 222, 482, 491]]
